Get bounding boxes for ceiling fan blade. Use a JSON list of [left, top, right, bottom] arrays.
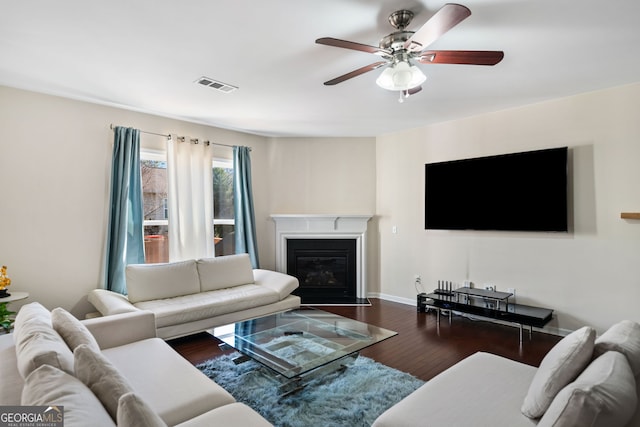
[[323, 61, 389, 86], [316, 37, 391, 56], [407, 86, 423, 95], [404, 3, 471, 52], [417, 50, 504, 65]]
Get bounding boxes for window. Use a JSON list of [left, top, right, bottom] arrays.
[[213, 159, 235, 257], [141, 150, 168, 263], [140, 151, 235, 263]]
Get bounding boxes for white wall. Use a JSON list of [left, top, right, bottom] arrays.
[[0, 86, 267, 317], [264, 137, 378, 292], [376, 82, 640, 333], [0, 86, 378, 317]]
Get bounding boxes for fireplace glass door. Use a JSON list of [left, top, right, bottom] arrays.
[[286, 238, 356, 301]]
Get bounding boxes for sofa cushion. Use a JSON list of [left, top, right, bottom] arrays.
[[538, 351, 637, 427], [594, 320, 640, 377], [74, 344, 134, 420], [521, 326, 596, 419], [0, 341, 23, 405], [177, 403, 273, 427], [134, 284, 280, 328], [127, 259, 200, 303], [13, 302, 74, 378], [21, 364, 115, 427], [51, 307, 100, 352], [373, 352, 539, 427], [196, 254, 255, 292], [103, 337, 235, 425], [117, 392, 168, 427], [152, 294, 301, 340]]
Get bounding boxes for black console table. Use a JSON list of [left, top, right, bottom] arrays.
[[417, 288, 553, 343]]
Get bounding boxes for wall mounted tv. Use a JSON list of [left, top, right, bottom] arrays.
[[425, 147, 568, 232]]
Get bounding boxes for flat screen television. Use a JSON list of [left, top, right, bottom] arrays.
[[425, 147, 568, 232]]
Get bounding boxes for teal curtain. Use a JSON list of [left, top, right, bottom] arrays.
[[105, 127, 145, 294], [233, 146, 260, 268]]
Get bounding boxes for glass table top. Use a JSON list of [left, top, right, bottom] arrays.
[[208, 308, 397, 379]]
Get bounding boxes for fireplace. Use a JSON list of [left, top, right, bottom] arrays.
[[287, 238, 357, 301], [271, 214, 372, 305]]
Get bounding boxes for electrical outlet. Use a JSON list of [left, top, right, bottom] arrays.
[[414, 274, 424, 294], [484, 284, 496, 292]]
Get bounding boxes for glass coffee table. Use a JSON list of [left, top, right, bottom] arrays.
[[208, 308, 397, 395]]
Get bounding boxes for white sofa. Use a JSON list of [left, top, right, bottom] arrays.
[[88, 254, 300, 339], [0, 302, 271, 426], [373, 321, 640, 427]]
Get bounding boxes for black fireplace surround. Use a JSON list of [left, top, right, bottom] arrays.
[[286, 238, 357, 304]]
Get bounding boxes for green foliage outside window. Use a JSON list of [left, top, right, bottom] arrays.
[[213, 167, 234, 238], [213, 167, 233, 218]]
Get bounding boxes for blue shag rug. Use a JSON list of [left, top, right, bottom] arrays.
[[197, 352, 424, 427]]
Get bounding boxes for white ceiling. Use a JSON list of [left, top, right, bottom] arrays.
[[2, 1, 640, 138]]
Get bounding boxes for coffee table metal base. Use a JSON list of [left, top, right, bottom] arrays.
[[221, 341, 359, 399], [275, 352, 359, 398]]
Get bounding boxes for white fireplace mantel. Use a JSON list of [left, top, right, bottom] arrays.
[[271, 214, 373, 299]]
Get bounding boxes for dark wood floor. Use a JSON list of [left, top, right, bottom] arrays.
[[168, 298, 561, 382]]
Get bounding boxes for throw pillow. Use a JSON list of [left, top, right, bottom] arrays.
[[117, 392, 167, 427], [521, 326, 596, 419], [21, 364, 115, 427], [594, 320, 640, 376], [51, 307, 100, 352], [13, 302, 52, 342], [538, 351, 637, 427], [74, 344, 134, 421], [13, 302, 74, 378]]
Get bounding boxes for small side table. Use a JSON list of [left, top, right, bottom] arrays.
[[0, 291, 29, 333], [0, 291, 29, 305]]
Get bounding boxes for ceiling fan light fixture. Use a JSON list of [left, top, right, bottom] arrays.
[[376, 61, 426, 91], [408, 64, 427, 87]]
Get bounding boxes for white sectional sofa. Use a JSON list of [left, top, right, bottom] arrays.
[[373, 321, 640, 427], [88, 254, 300, 339], [0, 302, 272, 426]]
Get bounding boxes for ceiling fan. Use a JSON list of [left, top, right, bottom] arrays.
[[316, 3, 504, 100]]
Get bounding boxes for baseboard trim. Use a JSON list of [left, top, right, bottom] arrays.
[[367, 292, 415, 307], [302, 297, 371, 307]]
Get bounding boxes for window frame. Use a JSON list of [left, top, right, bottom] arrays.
[[212, 158, 235, 226], [140, 149, 169, 229], [139, 149, 236, 232]]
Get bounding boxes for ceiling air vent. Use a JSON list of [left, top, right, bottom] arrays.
[[195, 76, 238, 93]]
